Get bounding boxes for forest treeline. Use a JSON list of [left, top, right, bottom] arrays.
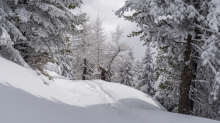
[[0, 0, 220, 121]]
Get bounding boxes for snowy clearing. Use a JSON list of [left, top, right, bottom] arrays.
[[0, 57, 218, 123]]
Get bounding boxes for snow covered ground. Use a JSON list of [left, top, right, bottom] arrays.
[[0, 57, 219, 123]]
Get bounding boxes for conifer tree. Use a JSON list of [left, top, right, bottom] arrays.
[[116, 0, 220, 116], [1, 0, 84, 74], [136, 44, 155, 96], [71, 14, 94, 80], [92, 15, 107, 79], [0, 0, 30, 68], [55, 36, 76, 79], [154, 45, 180, 112], [133, 60, 143, 87], [121, 50, 135, 87]]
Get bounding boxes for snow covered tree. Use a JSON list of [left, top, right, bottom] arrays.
[[154, 45, 181, 112], [1, 0, 84, 74], [0, 0, 30, 68], [136, 44, 155, 96], [71, 14, 94, 80], [133, 60, 143, 87], [92, 15, 107, 79], [116, 0, 220, 117], [193, 62, 220, 120], [102, 25, 131, 81], [55, 36, 76, 79], [121, 50, 135, 87]]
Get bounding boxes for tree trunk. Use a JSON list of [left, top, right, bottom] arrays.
[[82, 58, 87, 80], [189, 49, 198, 114], [100, 67, 106, 81], [178, 35, 194, 114]]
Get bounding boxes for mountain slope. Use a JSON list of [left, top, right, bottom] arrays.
[[0, 57, 218, 123]]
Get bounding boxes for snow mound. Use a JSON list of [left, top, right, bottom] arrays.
[[0, 57, 219, 123], [45, 62, 61, 74]]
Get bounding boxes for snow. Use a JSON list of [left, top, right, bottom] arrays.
[[45, 62, 61, 74], [0, 57, 219, 123]]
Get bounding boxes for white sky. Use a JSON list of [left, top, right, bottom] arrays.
[[72, 0, 147, 61]]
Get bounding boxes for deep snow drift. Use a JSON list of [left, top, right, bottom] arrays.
[[0, 57, 218, 123]]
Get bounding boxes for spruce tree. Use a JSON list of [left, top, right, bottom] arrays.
[[1, 0, 84, 73], [133, 60, 143, 87], [0, 0, 30, 68], [121, 50, 135, 87], [116, 0, 220, 116], [154, 45, 180, 112], [136, 44, 155, 96]]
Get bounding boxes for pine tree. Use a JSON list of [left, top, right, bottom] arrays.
[[154, 45, 180, 112], [71, 14, 94, 80], [92, 15, 107, 79], [1, 0, 84, 74], [193, 62, 220, 120], [55, 36, 76, 79], [136, 44, 155, 96], [0, 0, 30, 68], [133, 60, 143, 87], [121, 50, 135, 87], [116, 0, 220, 117]]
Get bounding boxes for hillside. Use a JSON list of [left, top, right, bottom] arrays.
[[0, 57, 218, 123]]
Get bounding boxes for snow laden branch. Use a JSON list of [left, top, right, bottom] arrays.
[[116, 0, 220, 118], [106, 25, 131, 71], [103, 25, 131, 81], [70, 16, 133, 82]]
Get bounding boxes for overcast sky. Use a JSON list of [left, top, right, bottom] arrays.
[[72, 0, 147, 61]]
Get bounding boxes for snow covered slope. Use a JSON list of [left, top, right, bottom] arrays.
[[0, 57, 218, 123]]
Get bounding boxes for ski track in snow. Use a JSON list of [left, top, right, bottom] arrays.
[[85, 80, 117, 106], [84, 80, 142, 122]]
